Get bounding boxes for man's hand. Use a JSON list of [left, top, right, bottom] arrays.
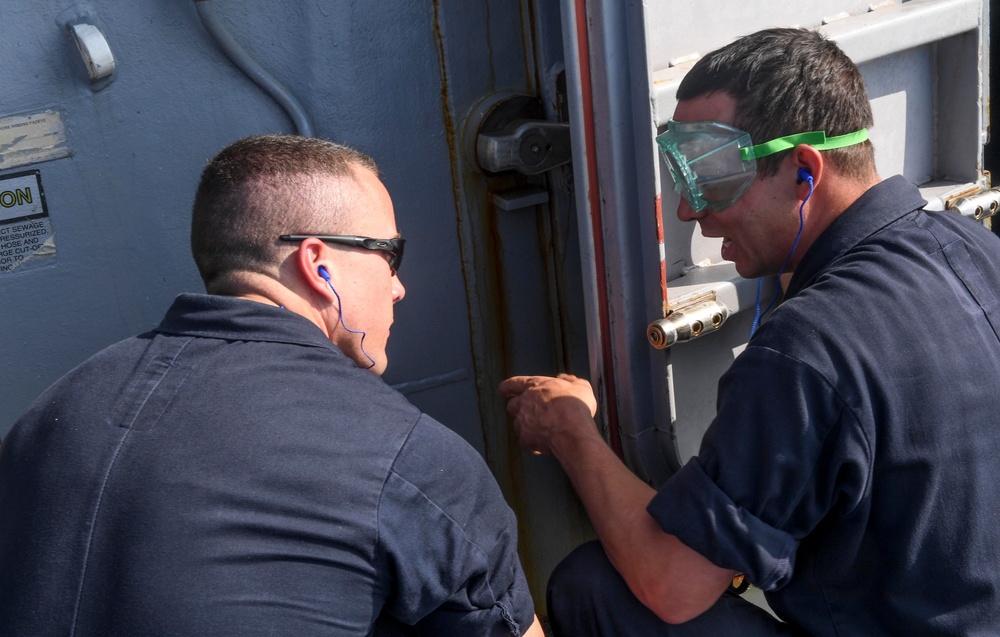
[[499, 374, 599, 456]]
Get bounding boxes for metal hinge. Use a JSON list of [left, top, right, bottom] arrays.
[[947, 187, 1000, 221], [647, 289, 731, 349]]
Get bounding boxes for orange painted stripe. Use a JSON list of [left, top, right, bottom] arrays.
[[575, 0, 622, 457]]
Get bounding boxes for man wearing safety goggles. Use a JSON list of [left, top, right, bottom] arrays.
[[503, 27, 1000, 637], [658, 79, 873, 287]]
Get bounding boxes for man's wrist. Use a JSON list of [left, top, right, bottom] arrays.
[[549, 409, 607, 464]]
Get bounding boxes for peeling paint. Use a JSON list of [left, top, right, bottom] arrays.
[[0, 110, 71, 171]]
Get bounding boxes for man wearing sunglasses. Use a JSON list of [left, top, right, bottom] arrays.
[[502, 28, 1000, 635], [0, 135, 543, 636]]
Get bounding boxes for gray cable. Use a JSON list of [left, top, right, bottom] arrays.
[[194, 0, 314, 137]]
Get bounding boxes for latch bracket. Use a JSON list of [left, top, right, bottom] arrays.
[[475, 95, 571, 176]]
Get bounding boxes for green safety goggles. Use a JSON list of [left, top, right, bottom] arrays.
[[656, 120, 868, 212]]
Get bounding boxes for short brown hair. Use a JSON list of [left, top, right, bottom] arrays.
[[677, 28, 876, 179], [190, 135, 378, 290]]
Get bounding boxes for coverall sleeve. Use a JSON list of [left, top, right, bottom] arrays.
[[376, 414, 534, 636], [647, 345, 872, 591]]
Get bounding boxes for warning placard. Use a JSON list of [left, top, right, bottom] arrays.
[[0, 170, 55, 274]]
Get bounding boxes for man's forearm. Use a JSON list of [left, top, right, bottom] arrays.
[[550, 424, 735, 624], [550, 428, 665, 586], [523, 615, 544, 637], [499, 374, 734, 622]]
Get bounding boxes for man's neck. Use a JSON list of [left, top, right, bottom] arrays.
[[793, 173, 881, 269], [231, 292, 281, 307], [211, 271, 331, 338]]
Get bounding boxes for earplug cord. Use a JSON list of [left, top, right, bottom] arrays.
[[749, 173, 813, 338], [319, 271, 376, 369]]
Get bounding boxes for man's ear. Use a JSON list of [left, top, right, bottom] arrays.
[[792, 144, 823, 199], [295, 238, 336, 301]]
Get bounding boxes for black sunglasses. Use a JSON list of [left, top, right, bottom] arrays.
[[278, 234, 405, 274]]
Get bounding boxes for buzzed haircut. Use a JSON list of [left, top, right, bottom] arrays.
[[191, 134, 378, 291], [677, 28, 876, 179]]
